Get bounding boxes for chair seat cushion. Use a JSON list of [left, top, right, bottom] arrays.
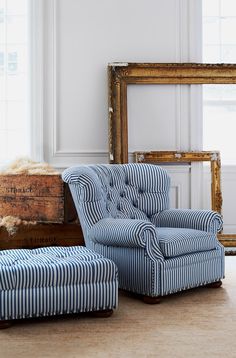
[[0, 246, 117, 291], [156, 227, 218, 258]]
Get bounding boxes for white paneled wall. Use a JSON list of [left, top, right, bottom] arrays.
[[203, 167, 236, 234], [128, 85, 183, 152], [221, 169, 236, 233], [168, 167, 191, 209], [43, 0, 210, 212]]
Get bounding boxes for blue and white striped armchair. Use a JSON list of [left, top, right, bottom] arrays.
[[62, 164, 224, 303]]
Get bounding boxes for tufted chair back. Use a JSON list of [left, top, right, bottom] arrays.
[[62, 164, 170, 243]]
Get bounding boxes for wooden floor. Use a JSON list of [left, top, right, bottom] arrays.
[[1, 257, 236, 358]]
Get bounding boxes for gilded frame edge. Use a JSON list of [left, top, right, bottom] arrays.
[[108, 62, 236, 164], [108, 62, 236, 246], [134, 150, 233, 246], [134, 151, 222, 213]]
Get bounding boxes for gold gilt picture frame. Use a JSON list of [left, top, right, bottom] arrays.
[[108, 63, 236, 246], [135, 151, 232, 246], [135, 151, 222, 214], [135, 150, 233, 246], [108, 62, 236, 164]]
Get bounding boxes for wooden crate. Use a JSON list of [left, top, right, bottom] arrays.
[[0, 174, 77, 223], [0, 223, 85, 250]]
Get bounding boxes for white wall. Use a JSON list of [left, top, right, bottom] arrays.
[[43, 0, 201, 165], [43, 0, 202, 210], [43, 0, 236, 233]]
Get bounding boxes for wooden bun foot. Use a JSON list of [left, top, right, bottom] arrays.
[[205, 280, 222, 288], [0, 320, 12, 329], [90, 309, 113, 318], [142, 296, 161, 304]]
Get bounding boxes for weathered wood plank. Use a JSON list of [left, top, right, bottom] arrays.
[[0, 175, 79, 223], [0, 196, 64, 222], [0, 223, 84, 250], [0, 175, 63, 197]]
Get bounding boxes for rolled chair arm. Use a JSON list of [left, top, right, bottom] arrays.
[[89, 218, 164, 261], [151, 209, 223, 234]]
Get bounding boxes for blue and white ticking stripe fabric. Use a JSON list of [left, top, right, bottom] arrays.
[[62, 164, 170, 233], [152, 209, 223, 234], [0, 246, 118, 320], [156, 227, 219, 258], [161, 244, 225, 295], [89, 218, 164, 261], [91, 243, 161, 296], [62, 163, 225, 298]]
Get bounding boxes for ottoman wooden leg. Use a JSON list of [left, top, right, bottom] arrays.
[[205, 280, 222, 288], [0, 320, 12, 329], [91, 309, 113, 318], [142, 296, 161, 304]]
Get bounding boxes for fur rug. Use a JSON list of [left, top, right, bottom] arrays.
[[0, 158, 59, 175]]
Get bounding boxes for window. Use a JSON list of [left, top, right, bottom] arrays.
[[0, 0, 31, 165], [203, 0, 236, 165]]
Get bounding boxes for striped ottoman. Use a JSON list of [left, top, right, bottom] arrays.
[[0, 246, 118, 328]]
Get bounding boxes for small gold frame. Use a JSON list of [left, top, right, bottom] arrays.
[[134, 150, 232, 246], [135, 151, 222, 214]]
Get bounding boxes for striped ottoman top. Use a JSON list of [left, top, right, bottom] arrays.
[[0, 246, 118, 290]]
